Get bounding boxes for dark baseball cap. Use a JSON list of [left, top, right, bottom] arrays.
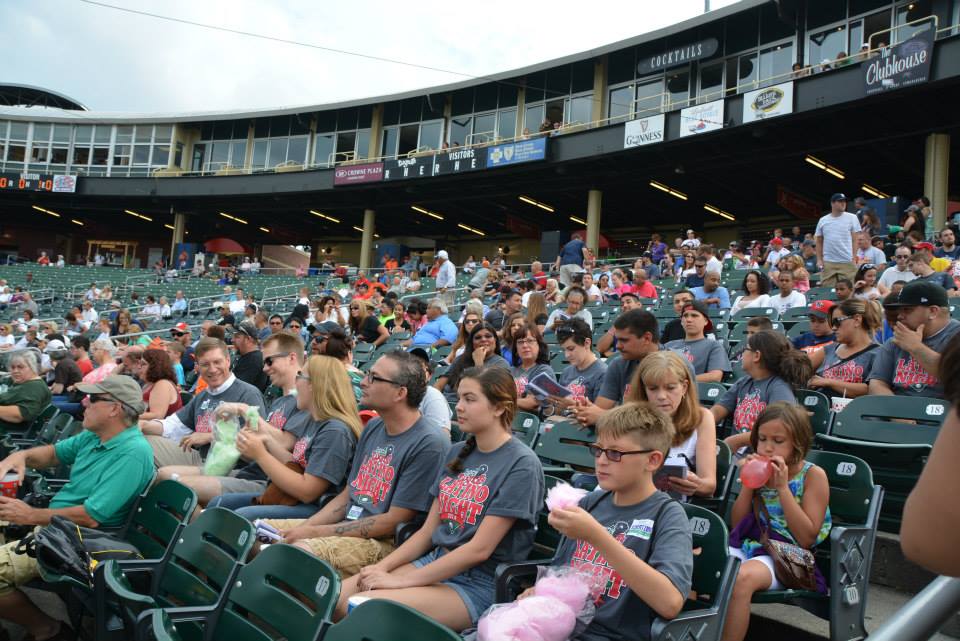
[[679, 301, 714, 333], [235, 320, 260, 341], [309, 320, 341, 335], [831, 193, 848, 202], [408, 347, 431, 363], [884, 280, 948, 308]]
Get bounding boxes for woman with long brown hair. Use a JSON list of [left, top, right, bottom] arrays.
[[807, 298, 881, 399], [348, 300, 389, 346], [525, 292, 548, 333], [138, 349, 182, 420], [435, 321, 510, 402]]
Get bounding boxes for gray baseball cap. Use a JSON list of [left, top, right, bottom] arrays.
[[75, 375, 147, 414]]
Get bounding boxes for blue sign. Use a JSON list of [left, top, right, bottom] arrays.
[[485, 138, 547, 168]]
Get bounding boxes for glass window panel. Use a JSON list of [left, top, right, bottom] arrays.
[[135, 126, 152, 143], [268, 116, 290, 137], [133, 145, 151, 164], [287, 136, 307, 163], [381, 127, 399, 159], [74, 125, 92, 144], [608, 86, 633, 121], [398, 125, 419, 155], [316, 111, 337, 133], [0, 121, 6, 139], [636, 79, 664, 115], [545, 100, 564, 126], [92, 147, 109, 166], [737, 53, 759, 89], [191, 145, 205, 172], [0, 143, 5, 161], [400, 97, 422, 123], [335, 131, 356, 156], [210, 142, 229, 166], [174, 142, 183, 168], [116, 126, 133, 143], [201, 123, 216, 139], [863, 11, 891, 48], [608, 48, 636, 85], [32, 124, 51, 143], [725, 8, 759, 52], [498, 85, 518, 108], [113, 150, 130, 166], [666, 71, 690, 108], [92, 126, 111, 144], [808, 1, 846, 29], [289, 116, 310, 136], [268, 139, 286, 167], [336, 108, 358, 132], [230, 141, 246, 167], [849, 21, 864, 53], [759, 44, 794, 84], [153, 145, 169, 167], [314, 134, 334, 166], [254, 119, 270, 138], [357, 105, 373, 128], [808, 26, 847, 65], [525, 72, 545, 103], [851, 0, 890, 15], [31, 146, 49, 163], [571, 60, 594, 93], [546, 66, 570, 97], [567, 95, 593, 124], [473, 113, 496, 142], [895, 0, 932, 42], [355, 129, 370, 159], [50, 147, 68, 164], [382, 102, 401, 127], [52, 125, 71, 143], [72, 147, 90, 165], [419, 121, 443, 150], [9, 122, 28, 141], [449, 116, 471, 146], [760, 2, 795, 43], [154, 125, 173, 143], [699, 63, 724, 103], [451, 89, 473, 115], [8, 145, 25, 162], [474, 85, 497, 112], [497, 110, 516, 140], [252, 140, 267, 169]]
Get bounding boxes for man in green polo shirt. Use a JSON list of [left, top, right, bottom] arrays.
[[0, 375, 153, 641]]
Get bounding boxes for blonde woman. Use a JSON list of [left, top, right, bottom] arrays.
[[785, 254, 810, 292], [525, 292, 549, 333], [627, 351, 717, 500], [210, 355, 361, 520]]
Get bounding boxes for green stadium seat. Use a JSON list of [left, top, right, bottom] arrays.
[[534, 418, 595, 477], [691, 439, 734, 516], [697, 382, 727, 407], [787, 320, 812, 339], [511, 411, 540, 448], [321, 598, 460, 641], [796, 389, 833, 436]]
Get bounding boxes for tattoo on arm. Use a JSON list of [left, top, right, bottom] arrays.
[[332, 516, 377, 538]]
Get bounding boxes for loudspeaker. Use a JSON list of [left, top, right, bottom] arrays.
[[540, 231, 570, 263]]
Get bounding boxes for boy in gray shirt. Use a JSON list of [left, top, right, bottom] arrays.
[[664, 301, 730, 383]]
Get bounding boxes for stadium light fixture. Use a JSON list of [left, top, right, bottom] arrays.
[[309, 210, 340, 223], [824, 166, 845, 179], [703, 203, 736, 221], [31, 205, 61, 218], [804, 155, 826, 169], [861, 184, 889, 199], [125, 209, 153, 222], [805, 155, 845, 180], [218, 212, 247, 224], [259, 226, 270, 233], [70, 219, 83, 226], [411, 205, 444, 221], [518, 196, 554, 212], [570, 216, 587, 225], [352, 226, 363, 233], [649, 181, 687, 201], [457, 223, 485, 236], [164, 224, 175, 231]]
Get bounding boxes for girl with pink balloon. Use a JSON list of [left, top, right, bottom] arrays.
[[722, 402, 832, 641]]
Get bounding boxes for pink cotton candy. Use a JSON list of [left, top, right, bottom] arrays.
[[535, 573, 592, 613], [517, 596, 578, 641], [478, 602, 539, 641], [545, 482, 588, 512]]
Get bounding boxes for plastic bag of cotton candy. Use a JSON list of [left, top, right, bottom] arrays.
[[477, 566, 601, 641], [203, 406, 259, 476]]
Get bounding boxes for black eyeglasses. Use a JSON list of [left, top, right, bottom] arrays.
[[263, 352, 291, 367], [364, 371, 401, 386], [588, 445, 655, 462], [288, 324, 302, 330], [313, 335, 328, 343], [831, 315, 853, 329], [88, 394, 137, 414]]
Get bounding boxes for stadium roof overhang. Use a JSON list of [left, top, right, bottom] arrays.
[[3, 47, 960, 249]]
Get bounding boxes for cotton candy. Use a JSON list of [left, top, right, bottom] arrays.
[[203, 415, 242, 476], [518, 596, 578, 641], [535, 573, 593, 613], [545, 482, 588, 512]]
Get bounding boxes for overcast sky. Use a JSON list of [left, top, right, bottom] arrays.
[[5, 0, 740, 114]]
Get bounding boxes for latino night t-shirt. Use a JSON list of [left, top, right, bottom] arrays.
[[868, 319, 960, 397], [559, 359, 608, 403], [716, 376, 795, 434]]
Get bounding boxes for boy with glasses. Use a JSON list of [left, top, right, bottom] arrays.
[[534, 402, 692, 640]]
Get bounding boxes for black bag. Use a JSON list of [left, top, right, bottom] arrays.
[[15, 515, 142, 586]]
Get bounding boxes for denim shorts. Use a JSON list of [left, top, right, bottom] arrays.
[[413, 547, 496, 624]]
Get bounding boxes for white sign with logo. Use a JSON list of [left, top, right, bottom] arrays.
[[742, 82, 794, 123], [623, 114, 665, 148], [679, 99, 724, 137]]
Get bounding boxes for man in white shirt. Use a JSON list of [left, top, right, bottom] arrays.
[[878, 245, 917, 296], [435, 249, 456, 306], [172, 291, 188, 316], [770, 270, 807, 315], [81, 300, 99, 326], [764, 238, 791, 268], [815, 193, 861, 286], [680, 229, 701, 250], [84, 283, 100, 302], [581, 272, 602, 302]]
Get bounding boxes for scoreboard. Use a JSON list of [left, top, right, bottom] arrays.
[[0, 173, 77, 193]]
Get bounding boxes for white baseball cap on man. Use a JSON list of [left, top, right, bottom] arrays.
[[436, 250, 449, 260]]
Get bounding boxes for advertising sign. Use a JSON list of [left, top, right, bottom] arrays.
[[486, 137, 547, 168], [679, 99, 724, 137], [742, 82, 794, 123], [383, 156, 434, 181], [0, 173, 77, 193], [333, 162, 384, 185], [863, 28, 935, 95], [432, 147, 488, 176], [624, 114, 665, 148], [637, 38, 720, 75]]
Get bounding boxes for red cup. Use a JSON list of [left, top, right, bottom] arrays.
[[0, 473, 20, 498]]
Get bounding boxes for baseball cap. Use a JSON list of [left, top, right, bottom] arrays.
[[235, 320, 260, 341], [808, 300, 835, 319], [408, 347, 431, 363], [884, 280, 949, 308], [170, 322, 190, 335], [44, 339, 67, 353], [76, 375, 147, 415], [310, 321, 340, 335], [771, 238, 783, 246], [436, 250, 449, 260], [679, 301, 714, 333], [830, 193, 848, 203], [802, 239, 816, 247], [913, 242, 935, 253]]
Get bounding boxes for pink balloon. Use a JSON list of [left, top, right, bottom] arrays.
[[741, 458, 772, 489]]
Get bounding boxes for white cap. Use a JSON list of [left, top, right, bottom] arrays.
[[44, 339, 67, 353], [436, 250, 449, 260]]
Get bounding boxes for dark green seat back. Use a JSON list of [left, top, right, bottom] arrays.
[[535, 420, 595, 470], [512, 412, 540, 447], [696, 382, 726, 407], [683, 504, 729, 606], [123, 480, 199, 560], [322, 598, 461, 641], [805, 450, 876, 527], [831, 395, 947, 445], [796, 389, 832, 436]]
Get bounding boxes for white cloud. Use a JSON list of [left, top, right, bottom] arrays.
[[4, 0, 741, 113]]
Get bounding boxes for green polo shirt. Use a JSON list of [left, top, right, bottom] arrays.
[[51, 426, 154, 528]]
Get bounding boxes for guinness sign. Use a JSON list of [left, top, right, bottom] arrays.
[[623, 114, 665, 148], [637, 38, 719, 75]]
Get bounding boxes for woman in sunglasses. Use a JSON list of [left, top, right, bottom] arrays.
[[348, 300, 389, 347], [445, 309, 483, 366], [807, 299, 881, 399]]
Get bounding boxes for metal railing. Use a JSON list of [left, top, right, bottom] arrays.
[[866, 576, 960, 641], [260, 283, 303, 308]]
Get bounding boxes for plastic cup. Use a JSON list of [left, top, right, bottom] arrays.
[[347, 596, 371, 614], [0, 473, 20, 498]]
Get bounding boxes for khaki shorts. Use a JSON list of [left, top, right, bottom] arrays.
[[0, 536, 40, 596], [147, 435, 203, 468], [265, 519, 395, 578], [819, 261, 857, 287], [559, 264, 584, 287]]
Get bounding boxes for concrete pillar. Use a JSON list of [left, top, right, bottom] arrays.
[[368, 105, 384, 160], [515, 86, 526, 137], [924, 133, 950, 230], [587, 189, 602, 255], [360, 209, 376, 270], [169, 211, 186, 261], [592, 56, 608, 125]]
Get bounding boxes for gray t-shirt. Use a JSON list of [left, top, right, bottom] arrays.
[[816, 343, 879, 384], [513, 364, 556, 413], [175, 378, 266, 435], [665, 338, 731, 376], [560, 359, 609, 403], [431, 437, 543, 564], [716, 376, 795, 434], [815, 212, 861, 263], [868, 319, 960, 397], [346, 415, 448, 520], [289, 418, 357, 498], [598, 357, 640, 405], [554, 490, 692, 641], [235, 393, 300, 481]]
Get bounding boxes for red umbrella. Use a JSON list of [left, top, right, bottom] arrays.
[[203, 237, 249, 255]]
